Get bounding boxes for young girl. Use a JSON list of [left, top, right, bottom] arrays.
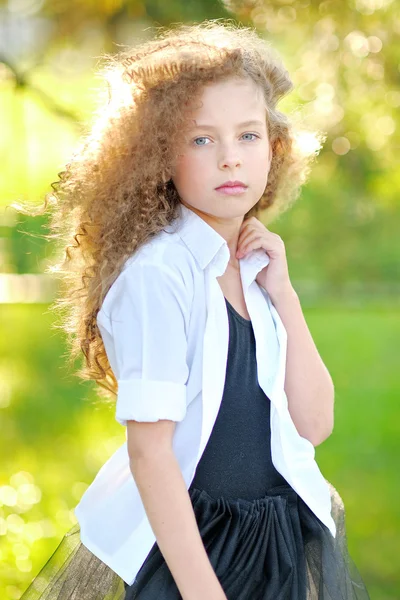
[[18, 20, 370, 600]]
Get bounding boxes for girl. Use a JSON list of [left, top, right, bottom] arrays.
[[18, 20, 370, 600]]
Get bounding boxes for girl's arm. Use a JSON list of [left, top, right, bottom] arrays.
[[108, 261, 226, 597], [274, 287, 335, 447], [237, 215, 334, 447], [128, 419, 227, 600]]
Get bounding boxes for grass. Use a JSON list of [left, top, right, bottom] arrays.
[[0, 303, 398, 599]]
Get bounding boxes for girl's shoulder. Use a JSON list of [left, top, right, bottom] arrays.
[[101, 230, 197, 316], [123, 228, 197, 279]]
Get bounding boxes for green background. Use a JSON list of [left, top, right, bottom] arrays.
[[0, 0, 399, 598]]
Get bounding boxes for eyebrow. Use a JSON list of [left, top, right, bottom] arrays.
[[190, 119, 266, 130]]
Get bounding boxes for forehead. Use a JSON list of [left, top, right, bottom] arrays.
[[188, 77, 267, 125]]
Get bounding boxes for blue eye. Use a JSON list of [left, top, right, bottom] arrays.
[[193, 137, 210, 146], [242, 133, 258, 141]]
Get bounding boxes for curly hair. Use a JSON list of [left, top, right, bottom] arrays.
[[10, 19, 322, 402]]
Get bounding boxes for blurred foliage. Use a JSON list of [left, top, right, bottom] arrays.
[[0, 0, 399, 285], [0, 0, 399, 599]]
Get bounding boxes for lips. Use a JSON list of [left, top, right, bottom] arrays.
[[216, 180, 247, 189], [215, 180, 248, 195]]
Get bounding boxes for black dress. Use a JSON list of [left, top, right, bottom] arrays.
[[20, 298, 370, 600]]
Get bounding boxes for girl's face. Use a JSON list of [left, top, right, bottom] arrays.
[[171, 76, 272, 222]]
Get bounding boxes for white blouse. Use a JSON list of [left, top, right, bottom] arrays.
[[74, 202, 336, 585]]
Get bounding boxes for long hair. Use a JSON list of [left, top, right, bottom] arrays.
[[11, 20, 321, 401]]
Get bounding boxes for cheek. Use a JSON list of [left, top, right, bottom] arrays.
[[176, 153, 207, 184], [253, 148, 271, 175], [256, 144, 271, 164], [173, 155, 200, 197]]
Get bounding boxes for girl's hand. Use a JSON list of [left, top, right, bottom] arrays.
[[236, 216, 294, 304]]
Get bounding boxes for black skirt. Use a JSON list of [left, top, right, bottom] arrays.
[[19, 481, 369, 600], [123, 480, 370, 600], [20, 299, 370, 599]]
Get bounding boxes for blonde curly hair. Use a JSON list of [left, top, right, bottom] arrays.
[[11, 19, 321, 402]]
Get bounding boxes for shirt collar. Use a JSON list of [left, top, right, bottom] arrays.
[[167, 203, 270, 286]]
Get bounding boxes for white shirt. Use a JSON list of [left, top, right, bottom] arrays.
[[74, 202, 336, 585]]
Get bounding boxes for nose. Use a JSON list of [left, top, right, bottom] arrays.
[[218, 144, 242, 170]]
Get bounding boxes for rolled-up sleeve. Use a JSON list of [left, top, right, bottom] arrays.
[[108, 261, 190, 426]]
